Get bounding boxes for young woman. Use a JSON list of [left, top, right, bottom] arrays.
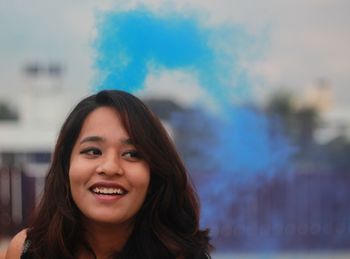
[[6, 90, 212, 259]]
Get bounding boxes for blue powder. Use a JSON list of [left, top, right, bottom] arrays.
[[92, 8, 296, 250], [93, 9, 254, 105], [93, 10, 212, 92]]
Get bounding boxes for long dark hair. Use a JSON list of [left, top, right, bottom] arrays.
[[26, 90, 212, 258]]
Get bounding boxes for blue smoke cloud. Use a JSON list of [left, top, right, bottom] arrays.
[[93, 10, 212, 92], [93, 9, 254, 105], [93, 8, 295, 250], [170, 106, 294, 229]]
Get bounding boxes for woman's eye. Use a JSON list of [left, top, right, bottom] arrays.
[[80, 147, 102, 156], [122, 150, 142, 160]]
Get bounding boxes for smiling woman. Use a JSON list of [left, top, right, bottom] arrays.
[[69, 106, 151, 252], [5, 90, 212, 259]]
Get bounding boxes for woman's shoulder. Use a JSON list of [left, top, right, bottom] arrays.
[[5, 229, 27, 259]]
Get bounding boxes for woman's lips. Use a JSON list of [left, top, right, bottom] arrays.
[[89, 181, 128, 201]]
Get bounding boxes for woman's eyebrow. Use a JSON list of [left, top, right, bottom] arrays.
[[79, 136, 134, 145], [121, 138, 134, 145], [79, 135, 105, 144]]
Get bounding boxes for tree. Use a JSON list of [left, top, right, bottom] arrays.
[[0, 100, 18, 121]]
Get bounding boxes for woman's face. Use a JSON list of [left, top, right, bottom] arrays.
[[69, 106, 150, 226]]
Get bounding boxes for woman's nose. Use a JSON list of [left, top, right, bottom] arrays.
[[96, 154, 124, 176]]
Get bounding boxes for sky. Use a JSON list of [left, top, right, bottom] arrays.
[[0, 0, 349, 119]]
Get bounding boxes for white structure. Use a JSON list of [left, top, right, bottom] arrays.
[[0, 63, 72, 153], [0, 63, 80, 228]]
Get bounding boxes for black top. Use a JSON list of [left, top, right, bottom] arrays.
[[20, 238, 211, 259], [20, 239, 33, 259]]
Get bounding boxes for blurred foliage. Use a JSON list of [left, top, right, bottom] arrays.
[[266, 89, 350, 173], [266, 90, 319, 150], [0, 100, 18, 121]]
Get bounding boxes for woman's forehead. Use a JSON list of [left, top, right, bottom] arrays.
[[77, 107, 130, 142]]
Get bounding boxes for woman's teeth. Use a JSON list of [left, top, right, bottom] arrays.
[[92, 187, 126, 195]]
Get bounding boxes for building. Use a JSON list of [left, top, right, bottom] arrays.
[[0, 63, 76, 235]]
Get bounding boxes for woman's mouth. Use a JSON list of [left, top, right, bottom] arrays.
[[89, 182, 129, 201], [91, 186, 127, 195]]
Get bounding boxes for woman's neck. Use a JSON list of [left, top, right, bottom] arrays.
[[82, 219, 134, 259]]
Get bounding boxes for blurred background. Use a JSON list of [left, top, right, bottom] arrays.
[[1, 1, 350, 258]]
